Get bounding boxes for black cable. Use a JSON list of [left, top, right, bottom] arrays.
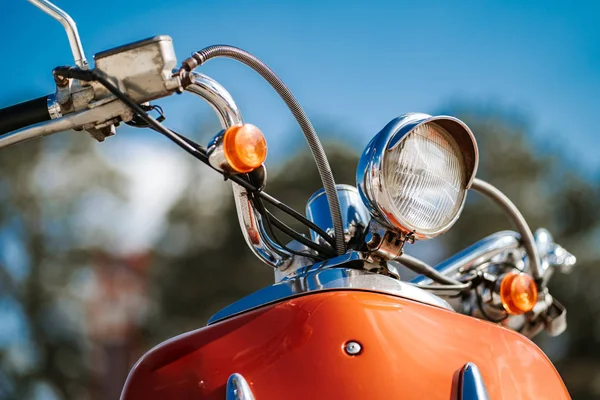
[[258, 192, 337, 248], [248, 185, 331, 258], [52, 66, 337, 258], [252, 200, 297, 259], [251, 195, 325, 260], [126, 104, 165, 127], [396, 253, 466, 286], [245, 187, 317, 259], [264, 208, 336, 258]]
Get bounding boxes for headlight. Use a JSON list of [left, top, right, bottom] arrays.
[[357, 113, 478, 240]]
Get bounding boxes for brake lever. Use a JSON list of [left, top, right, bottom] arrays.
[[0, 100, 133, 149]]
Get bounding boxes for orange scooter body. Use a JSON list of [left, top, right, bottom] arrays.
[[122, 291, 570, 399]]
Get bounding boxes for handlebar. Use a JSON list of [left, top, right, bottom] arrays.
[[0, 94, 58, 135], [410, 231, 521, 286]]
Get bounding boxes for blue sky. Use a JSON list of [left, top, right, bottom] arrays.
[[1, 0, 599, 175]]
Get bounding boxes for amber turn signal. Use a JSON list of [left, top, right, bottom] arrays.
[[223, 124, 267, 173], [499, 272, 538, 315]]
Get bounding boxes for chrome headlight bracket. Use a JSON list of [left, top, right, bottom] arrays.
[[356, 113, 479, 240]]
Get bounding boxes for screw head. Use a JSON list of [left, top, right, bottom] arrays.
[[344, 341, 362, 355]]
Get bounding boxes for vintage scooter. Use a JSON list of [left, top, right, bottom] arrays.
[[0, 1, 576, 399]]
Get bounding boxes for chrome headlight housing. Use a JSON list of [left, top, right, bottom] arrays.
[[357, 113, 478, 240]]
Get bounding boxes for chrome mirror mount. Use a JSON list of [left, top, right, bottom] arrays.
[[305, 184, 370, 245], [28, 0, 89, 69]]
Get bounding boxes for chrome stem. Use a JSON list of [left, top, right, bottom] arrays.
[[470, 178, 542, 281], [183, 73, 241, 128], [27, 0, 89, 69], [184, 71, 292, 269]]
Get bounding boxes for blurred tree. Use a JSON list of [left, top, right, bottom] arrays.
[[0, 133, 126, 399]]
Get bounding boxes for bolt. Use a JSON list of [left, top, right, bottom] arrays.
[[53, 72, 69, 88], [366, 233, 381, 250], [344, 341, 362, 356]]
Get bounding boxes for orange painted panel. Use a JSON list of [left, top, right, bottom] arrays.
[[122, 291, 570, 399]]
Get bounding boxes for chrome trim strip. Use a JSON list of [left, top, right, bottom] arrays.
[[184, 72, 292, 269], [226, 373, 255, 400], [27, 0, 89, 69], [459, 362, 490, 400], [184, 72, 242, 129], [208, 265, 453, 324], [411, 231, 521, 285]]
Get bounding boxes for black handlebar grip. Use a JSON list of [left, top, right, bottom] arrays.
[[0, 95, 51, 135]]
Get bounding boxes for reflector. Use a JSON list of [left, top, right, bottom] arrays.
[[499, 272, 538, 315], [223, 124, 267, 173]]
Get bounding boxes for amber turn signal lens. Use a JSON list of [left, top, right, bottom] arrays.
[[499, 272, 538, 315], [223, 124, 267, 173]]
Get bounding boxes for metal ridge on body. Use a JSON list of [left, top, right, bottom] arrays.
[[226, 373, 255, 400], [458, 362, 490, 400], [208, 261, 453, 325]]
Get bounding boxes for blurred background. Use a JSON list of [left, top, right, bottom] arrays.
[[0, 0, 599, 398]]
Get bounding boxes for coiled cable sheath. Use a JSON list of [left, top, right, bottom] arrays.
[[183, 46, 346, 255]]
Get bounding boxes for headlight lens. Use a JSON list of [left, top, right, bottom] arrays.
[[356, 113, 478, 240], [383, 123, 466, 234]]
